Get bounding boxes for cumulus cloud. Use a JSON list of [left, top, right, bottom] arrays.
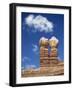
[[25, 14, 53, 33], [25, 14, 34, 26]]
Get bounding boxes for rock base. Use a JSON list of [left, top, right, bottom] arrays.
[[21, 61, 64, 77]]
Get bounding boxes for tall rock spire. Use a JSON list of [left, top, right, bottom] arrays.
[[39, 36, 59, 67]]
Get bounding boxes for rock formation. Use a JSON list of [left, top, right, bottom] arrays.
[[39, 36, 59, 67], [22, 36, 64, 77]]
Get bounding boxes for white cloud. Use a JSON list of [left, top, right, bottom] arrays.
[[34, 68, 40, 71], [25, 64, 36, 69], [58, 57, 61, 60], [32, 44, 38, 52], [25, 15, 53, 33], [22, 56, 31, 62], [57, 57, 63, 61], [25, 14, 34, 26], [32, 44, 39, 55]]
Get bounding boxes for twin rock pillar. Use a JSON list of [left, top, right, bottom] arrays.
[[39, 37, 59, 67]]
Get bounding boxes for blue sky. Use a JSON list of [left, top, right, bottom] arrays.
[[21, 12, 64, 69]]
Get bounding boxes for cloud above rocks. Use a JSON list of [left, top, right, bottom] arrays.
[[32, 44, 39, 54], [25, 14, 54, 33], [22, 56, 31, 62], [32, 44, 38, 52], [24, 64, 36, 69]]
